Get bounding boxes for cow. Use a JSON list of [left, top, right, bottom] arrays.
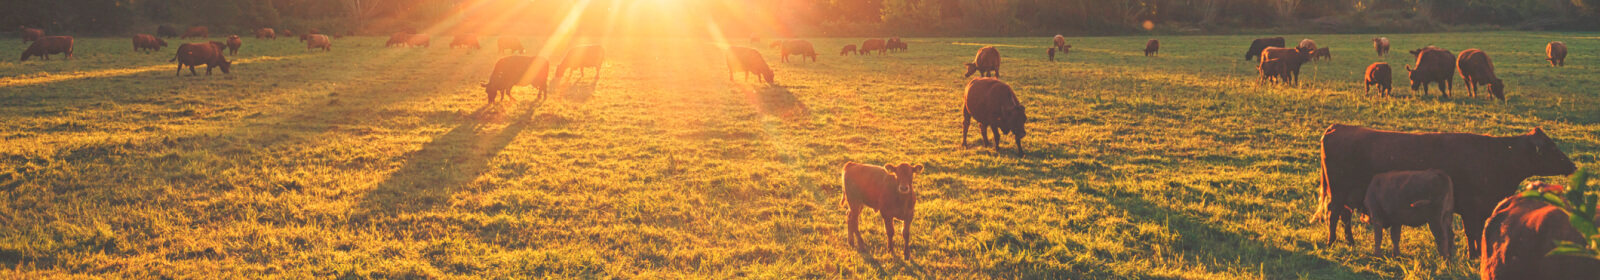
[[840, 161, 924, 259], [1058, 44, 1071, 56], [305, 34, 331, 52], [133, 34, 167, 53], [157, 25, 178, 38], [1457, 49, 1506, 101], [225, 35, 242, 55], [20, 27, 42, 44], [1313, 47, 1331, 61], [1364, 169, 1455, 259], [1245, 37, 1285, 61], [169, 42, 231, 76], [1047, 47, 1055, 62], [407, 34, 431, 48], [778, 40, 818, 62], [1365, 63, 1393, 98], [183, 26, 209, 39], [19, 36, 73, 61], [1373, 37, 1390, 57], [256, 28, 276, 40], [860, 38, 886, 55], [1313, 124, 1576, 259], [726, 46, 774, 84], [962, 78, 1027, 157], [554, 45, 605, 82], [1546, 41, 1567, 67], [887, 37, 906, 52], [1481, 185, 1600, 280], [450, 34, 480, 50], [1406, 46, 1455, 98], [1144, 39, 1160, 56], [840, 44, 857, 56], [964, 46, 1001, 78], [496, 37, 524, 54], [480, 55, 550, 103], [386, 33, 409, 47], [1258, 58, 1290, 85], [281, 29, 293, 37], [1259, 47, 1310, 85], [1053, 35, 1067, 50]]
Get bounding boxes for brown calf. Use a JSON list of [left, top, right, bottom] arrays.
[[840, 44, 857, 56], [964, 46, 1001, 78], [1365, 62, 1393, 97], [1407, 46, 1455, 97], [1365, 169, 1455, 259], [1457, 49, 1505, 101], [170, 42, 231, 76], [133, 34, 167, 53], [962, 78, 1027, 156], [1144, 39, 1160, 56], [226, 35, 242, 55], [21, 27, 43, 44], [1547, 41, 1567, 67], [306, 35, 331, 52], [841, 161, 924, 259], [1373, 37, 1390, 56]]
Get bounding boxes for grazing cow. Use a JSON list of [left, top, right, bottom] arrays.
[[1053, 35, 1066, 50], [256, 28, 276, 40], [1365, 63, 1393, 97], [1259, 47, 1310, 85], [1297, 39, 1317, 54], [726, 46, 774, 84], [840, 44, 857, 56], [450, 34, 480, 49], [226, 35, 242, 55], [1313, 124, 1575, 259], [1257, 58, 1290, 84], [20, 27, 42, 44], [1314, 47, 1331, 61], [305, 34, 331, 52], [778, 40, 818, 62], [496, 37, 524, 54], [19, 36, 73, 61], [554, 45, 605, 82], [1144, 39, 1160, 56], [860, 38, 887, 55], [964, 46, 1001, 78], [1365, 169, 1455, 259], [170, 42, 231, 76], [1373, 37, 1390, 57], [183, 26, 209, 39], [1047, 47, 1055, 61], [1546, 41, 1567, 67], [480, 55, 551, 103], [1482, 187, 1600, 280], [962, 78, 1027, 156], [840, 161, 924, 259], [1245, 37, 1285, 61], [407, 34, 431, 48], [281, 29, 293, 37], [887, 37, 906, 52], [157, 25, 178, 38], [1406, 46, 1455, 97], [133, 34, 167, 53], [1457, 49, 1505, 101], [386, 33, 409, 47]]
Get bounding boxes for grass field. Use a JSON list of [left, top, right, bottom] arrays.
[[2, 32, 1599, 278]]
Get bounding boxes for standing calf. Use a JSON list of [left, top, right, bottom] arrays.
[[962, 78, 1027, 157], [1457, 49, 1505, 101], [1365, 169, 1455, 259], [225, 35, 242, 55], [1546, 41, 1567, 67], [841, 161, 924, 259], [1257, 58, 1289, 85], [1373, 37, 1390, 57], [964, 46, 1001, 78], [1047, 47, 1055, 61], [1365, 62, 1393, 97], [1314, 47, 1331, 61]]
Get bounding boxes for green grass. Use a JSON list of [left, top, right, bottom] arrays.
[[2, 31, 1599, 278]]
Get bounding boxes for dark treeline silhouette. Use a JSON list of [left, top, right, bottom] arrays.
[[5, 0, 1600, 37]]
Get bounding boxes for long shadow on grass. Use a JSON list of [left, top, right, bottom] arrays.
[[1091, 190, 1370, 278], [742, 85, 810, 119], [358, 103, 544, 214]]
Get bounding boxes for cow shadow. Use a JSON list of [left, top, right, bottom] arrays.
[[561, 83, 596, 103], [743, 85, 809, 119], [358, 103, 538, 214]]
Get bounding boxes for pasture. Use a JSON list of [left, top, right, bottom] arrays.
[[2, 32, 1598, 278]]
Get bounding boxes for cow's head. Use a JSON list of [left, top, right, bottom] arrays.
[[760, 71, 775, 84], [217, 59, 231, 74], [156, 38, 167, 47], [1002, 105, 1028, 137], [884, 163, 924, 195], [963, 63, 979, 78], [1518, 127, 1577, 176], [769, 40, 783, 49], [1489, 78, 1506, 101]]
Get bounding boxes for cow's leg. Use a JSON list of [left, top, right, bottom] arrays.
[[900, 217, 912, 258], [1342, 209, 1356, 245], [1390, 224, 1403, 257], [1371, 221, 1384, 255], [961, 112, 971, 147], [990, 126, 1003, 152], [978, 123, 992, 146], [189, 65, 197, 76], [205, 66, 213, 75], [882, 215, 896, 254], [1014, 134, 1024, 157], [176, 64, 183, 76], [1463, 212, 1485, 259], [848, 204, 864, 248]]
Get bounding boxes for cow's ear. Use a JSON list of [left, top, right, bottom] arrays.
[[912, 164, 923, 173], [884, 163, 896, 171], [1532, 127, 1545, 136]]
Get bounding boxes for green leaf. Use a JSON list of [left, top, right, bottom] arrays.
[[1571, 212, 1600, 238], [1584, 193, 1598, 219], [1522, 189, 1544, 198], [1546, 245, 1600, 258], [1543, 193, 1570, 207]]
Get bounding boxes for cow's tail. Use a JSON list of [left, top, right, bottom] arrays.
[[168, 55, 177, 63], [1309, 126, 1336, 224]]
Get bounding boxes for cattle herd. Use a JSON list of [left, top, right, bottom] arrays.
[[12, 26, 1597, 276]]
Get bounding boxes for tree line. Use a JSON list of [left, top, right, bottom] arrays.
[[5, 0, 1599, 37]]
